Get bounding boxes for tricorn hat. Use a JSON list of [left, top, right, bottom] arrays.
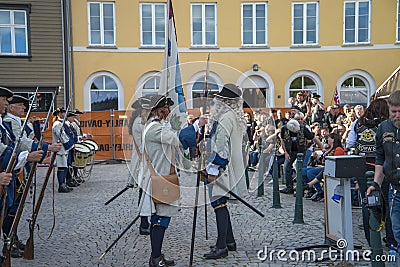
[[215, 83, 242, 99], [311, 93, 321, 99], [8, 95, 29, 105], [67, 111, 77, 117], [131, 96, 151, 109], [142, 94, 174, 110], [0, 87, 13, 98], [52, 107, 66, 116], [74, 109, 84, 114]]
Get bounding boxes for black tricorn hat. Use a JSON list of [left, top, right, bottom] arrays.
[[0, 87, 13, 98], [131, 96, 151, 109], [311, 93, 321, 99], [8, 95, 29, 105], [74, 109, 84, 114], [52, 107, 66, 116], [67, 111, 76, 117], [215, 83, 242, 99], [142, 95, 174, 110]]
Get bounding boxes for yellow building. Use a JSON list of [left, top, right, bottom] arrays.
[[69, 0, 400, 111]]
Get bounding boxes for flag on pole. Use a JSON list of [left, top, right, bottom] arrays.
[[159, 0, 187, 131], [333, 86, 341, 105]]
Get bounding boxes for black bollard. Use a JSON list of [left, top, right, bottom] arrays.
[[243, 141, 250, 189], [293, 153, 304, 224], [271, 148, 282, 208]]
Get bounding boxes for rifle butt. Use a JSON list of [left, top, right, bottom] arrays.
[[22, 236, 34, 260]]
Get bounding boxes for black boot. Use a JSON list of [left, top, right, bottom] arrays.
[[14, 237, 25, 251], [58, 184, 72, 193], [149, 255, 166, 267], [210, 242, 236, 251], [203, 247, 228, 259], [161, 254, 175, 266], [66, 180, 79, 187]]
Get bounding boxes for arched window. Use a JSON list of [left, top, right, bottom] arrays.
[[142, 76, 160, 96], [191, 77, 219, 109], [241, 75, 269, 108], [339, 76, 368, 106], [289, 75, 317, 98], [90, 75, 119, 111]]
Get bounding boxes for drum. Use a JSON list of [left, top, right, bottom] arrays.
[[84, 139, 99, 151], [72, 143, 91, 168], [83, 141, 96, 164]]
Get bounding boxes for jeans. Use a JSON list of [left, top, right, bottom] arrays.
[[390, 188, 400, 253], [284, 151, 299, 189], [249, 151, 259, 167], [303, 149, 313, 168], [302, 167, 324, 194]]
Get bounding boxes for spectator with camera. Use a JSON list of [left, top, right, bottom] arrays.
[[367, 90, 400, 254]]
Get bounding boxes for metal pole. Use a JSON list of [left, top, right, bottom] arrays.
[[243, 142, 250, 189], [271, 149, 282, 208], [365, 171, 385, 267], [293, 153, 304, 224], [257, 143, 264, 197]]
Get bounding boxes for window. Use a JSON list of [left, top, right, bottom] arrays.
[[339, 77, 368, 105], [241, 75, 269, 108], [17, 91, 54, 112], [289, 76, 317, 98], [0, 8, 28, 56], [90, 75, 119, 111], [397, 0, 400, 42], [292, 2, 318, 46], [191, 77, 219, 109], [344, 1, 370, 44], [242, 3, 268, 46], [140, 3, 166, 47], [142, 76, 160, 96], [191, 3, 217, 47], [88, 2, 115, 46]]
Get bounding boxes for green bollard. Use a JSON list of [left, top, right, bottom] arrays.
[[280, 164, 285, 185], [257, 143, 265, 197], [293, 153, 304, 224], [243, 142, 250, 189], [272, 149, 282, 208], [365, 171, 385, 267]]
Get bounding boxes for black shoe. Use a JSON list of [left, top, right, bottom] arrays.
[[58, 184, 72, 193], [74, 177, 84, 183], [312, 193, 324, 202], [149, 255, 166, 267], [203, 247, 228, 259], [161, 254, 175, 266], [139, 227, 150, 235], [14, 238, 25, 251], [10, 244, 23, 258], [66, 181, 79, 187], [280, 187, 294, 194], [210, 242, 236, 251], [304, 189, 316, 199]]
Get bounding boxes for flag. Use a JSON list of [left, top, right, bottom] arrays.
[[333, 86, 341, 105], [159, 0, 187, 131]]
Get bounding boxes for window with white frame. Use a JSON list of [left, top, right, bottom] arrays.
[[339, 76, 368, 106], [88, 2, 115, 46], [0, 7, 28, 56], [397, 0, 400, 42], [292, 2, 318, 46], [289, 76, 318, 98], [344, 1, 370, 44], [191, 3, 217, 47], [242, 3, 268, 46], [90, 75, 119, 111], [142, 76, 160, 96], [140, 3, 166, 47]]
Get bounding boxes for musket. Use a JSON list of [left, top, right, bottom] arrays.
[[23, 94, 72, 260], [104, 184, 133, 205], [0, 87, 39, 233], [189, 53, 210, 266], [2, 89, 57, 267], [98, 215, 140, 260]]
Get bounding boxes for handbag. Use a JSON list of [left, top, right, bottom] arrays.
[[143, 147, 180, 204]]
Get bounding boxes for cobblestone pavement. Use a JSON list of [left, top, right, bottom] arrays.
[[11, 163, 379, 267]]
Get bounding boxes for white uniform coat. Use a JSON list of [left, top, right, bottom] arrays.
[[52, 120, 72, 167], [128, 116, 144, 185]]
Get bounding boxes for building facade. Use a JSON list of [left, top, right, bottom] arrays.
[[56, 1, 400, 110], [0, 0, 68, 109]]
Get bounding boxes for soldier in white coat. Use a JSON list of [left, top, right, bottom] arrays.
[[138, 94, 205, 267], [203, 83, 248, 260], [52, 108, 75, 193]]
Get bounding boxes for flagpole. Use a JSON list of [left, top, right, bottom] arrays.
[[189, 53, 210, 266], [164, 0, 171, 98]]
